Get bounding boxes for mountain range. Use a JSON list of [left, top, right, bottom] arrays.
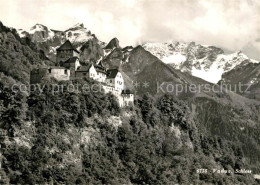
[[143, 42, 259, 83], [18, 23, 259, 86]]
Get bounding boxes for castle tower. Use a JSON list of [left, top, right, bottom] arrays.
[[56, 40, 79, 64]]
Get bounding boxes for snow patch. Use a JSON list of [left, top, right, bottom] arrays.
[[162, 53, 186, 66], [17, 29, 27, 38], [191, 62, 224, 83]]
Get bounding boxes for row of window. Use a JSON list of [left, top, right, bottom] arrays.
[[97, 72, 106, 76]]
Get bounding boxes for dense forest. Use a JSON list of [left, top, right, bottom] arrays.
[[0, 78, 257, 184]]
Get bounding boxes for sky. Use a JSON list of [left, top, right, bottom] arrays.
[[0, 0, 259, 60]]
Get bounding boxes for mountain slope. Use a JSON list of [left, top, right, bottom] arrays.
[[79, 37, 104, 62], [220, 62, 260, 100], [1, 79, 258, 184], [0, 21, 51, 86]]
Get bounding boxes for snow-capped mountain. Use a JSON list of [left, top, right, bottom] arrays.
[[18, 24, 56, 42], [17, 23, 97, 60], [18, 23, 94, 43], [64, 23, 94, 45], [143, 42, 259, 83]]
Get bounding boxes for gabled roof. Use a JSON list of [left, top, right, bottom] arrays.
[[76, 64, 92, 72], [95, 62, 106, 73], [106, 68, 120, 79], [96, 68, 106, 74], [57, 40, 79, 53], [76, 63, 107, 74], [64, 57, 79, 63]]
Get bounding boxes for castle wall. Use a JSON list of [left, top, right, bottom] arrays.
[[75, 65, 97, 80], [121, 94, 134, 106], [102, 84, 134, 107], [30, 67, 70, 84], [48, 68, 70, 81], [63, 59, 80, 80], [114, 73, 124, 91], [103, 85, 115, 94], [105, 74, 124, 91], [89, 65, 98, 79]]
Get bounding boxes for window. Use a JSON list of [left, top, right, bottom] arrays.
[[48, 68, 52, 73], [110, 80, 112, 83], [83, 73, 86, 76], [64, 69, 67, 74]]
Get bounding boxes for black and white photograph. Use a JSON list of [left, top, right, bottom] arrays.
[[0, 0, 260, 184]]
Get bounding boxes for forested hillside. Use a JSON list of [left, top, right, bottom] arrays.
[[0, 21, 51, 87], [0, 79, 257, 184]]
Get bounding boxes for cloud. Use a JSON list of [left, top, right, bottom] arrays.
[[0, 0, 259, 59]]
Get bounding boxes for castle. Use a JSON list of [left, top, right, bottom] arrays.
[[30, 40, 134, 107]]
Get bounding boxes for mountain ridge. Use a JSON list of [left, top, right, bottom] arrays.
[[142, 41, 259, 83]]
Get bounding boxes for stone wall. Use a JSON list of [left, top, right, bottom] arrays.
[[30, 67, 70, 84], [121, 93, 134, 106], [102, 84, 134, 107], [48, 68, 70, 81]]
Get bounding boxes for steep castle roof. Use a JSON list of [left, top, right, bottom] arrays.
[[76, 64, 92, 72], [76, 63, 107, 74], [106, 68, 120, 79], [64, 57, 79, 63], [57, 40, 79, 53]]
